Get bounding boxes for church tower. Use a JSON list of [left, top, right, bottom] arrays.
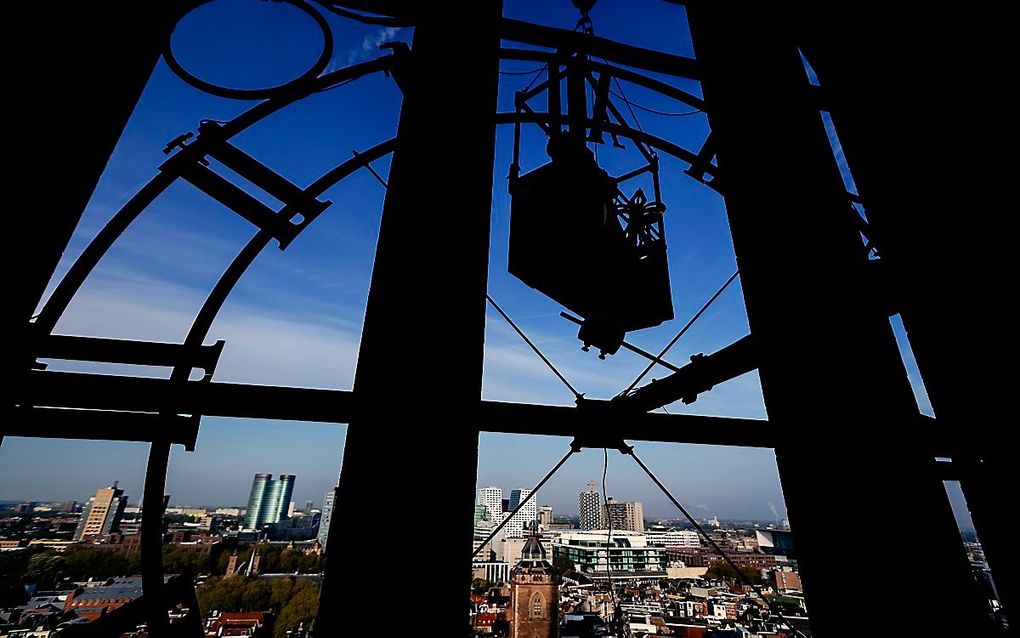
[[509, 526, 558, 638]]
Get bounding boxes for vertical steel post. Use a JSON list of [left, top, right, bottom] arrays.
[[7, 2, 178, 446], [794, 5, 1015, 623], [686, 3, 994, 635], [315, 2, 503, 635]]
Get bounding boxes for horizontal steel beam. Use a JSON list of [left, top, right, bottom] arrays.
[[499, 18, 700, 79], [16, 370, 357, 423], [12, 371, 951, 455], [5, 407, 199, 450], [15, 371, 770, 447], [36, 335, 224, 372], [500, 48, 705, 110], [479, 399, 773, 448]]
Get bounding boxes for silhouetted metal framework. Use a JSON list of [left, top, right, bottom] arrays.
[[7, 1, 1010, 636]]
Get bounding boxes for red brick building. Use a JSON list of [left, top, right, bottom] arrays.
[[205, 611, 270, 637], [63, 577, 145, 621], [772, 570, 803, 593], [668, 549, 777, 570], [509, 533, 558, 638]]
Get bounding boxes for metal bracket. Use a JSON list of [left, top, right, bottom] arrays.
[[569, 398, 635, 454], [160, 121, 331, 249], [35, 334, 225, 379]]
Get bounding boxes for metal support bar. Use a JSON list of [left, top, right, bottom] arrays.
[[36, 335, 224, 374], [617, 335, 757, 412], [560, 311, 681, 372], [685, 131, 716, 183], [566, 56, 587, 140], [499, 17, 700, 79], [612, 164, 654, 184], [16, 371, 968, 457], [316, 2, 503, 633], [6, 407, 199, 450], [483, 399, 774, 448], [686, 3, 994, 633], [503, 48, 705, 111], [548, 59, 561, 132], [15, 371, 356, 423], [495, 112, 704, 170], [207, 140, 312, 205], [588, 70, 611, 143], [176, 164, 302, 247]]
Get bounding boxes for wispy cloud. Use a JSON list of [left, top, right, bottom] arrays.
[[48, 269, 359, 390], [345, 27, 402, 67]]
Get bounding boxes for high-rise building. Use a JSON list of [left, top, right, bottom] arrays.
[[267, 474, 295, 523], [579, 482, 601, 530], [304, 499, 314, 513], [317, 488, 336, 552], [74, 482, 128, 540], [243, 473, 296, 529], [478, 486, 502, 522], [474, 505, 491, 524], [245, 474, 272, 529], [537, 506, 553, 528], [603, 498, 644, 532], [508, 488, 537, 530]]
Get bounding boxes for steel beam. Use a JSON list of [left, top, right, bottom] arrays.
[[5, 407, 199, 449], [499, 18, 699, 79], [19, 371, 973, 455], [686, 3, 994, 635], [314, 3, 503, 634], [616, 335, 756, 412], [793, 4, 1014, 623], [480, 400, 773, 448], [9, 2, 181, 449], [36, 335, 224, 373]]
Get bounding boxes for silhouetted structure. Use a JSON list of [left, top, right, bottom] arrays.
[[7, 1, 1010, 636]]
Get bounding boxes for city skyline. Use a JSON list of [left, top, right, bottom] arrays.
[[0, 460, 980, 530]]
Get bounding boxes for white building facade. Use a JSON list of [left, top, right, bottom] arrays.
[[579, 483, 601, 531], [478, 486, 503, 522]]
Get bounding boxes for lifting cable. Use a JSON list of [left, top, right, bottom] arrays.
[[620, 270, 739, 397], [602, 447, 620, 627], [608, 88, 702, 118], [486, 294, 584, 401], [499, 65, 548, 77]]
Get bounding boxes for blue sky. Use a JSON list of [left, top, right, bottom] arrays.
[[2, 0, 970, 528]]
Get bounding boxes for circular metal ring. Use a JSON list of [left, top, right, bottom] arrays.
[[164, 0, 334, 100]]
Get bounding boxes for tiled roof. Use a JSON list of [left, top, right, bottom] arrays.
[[71, 577, 144, 602]]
